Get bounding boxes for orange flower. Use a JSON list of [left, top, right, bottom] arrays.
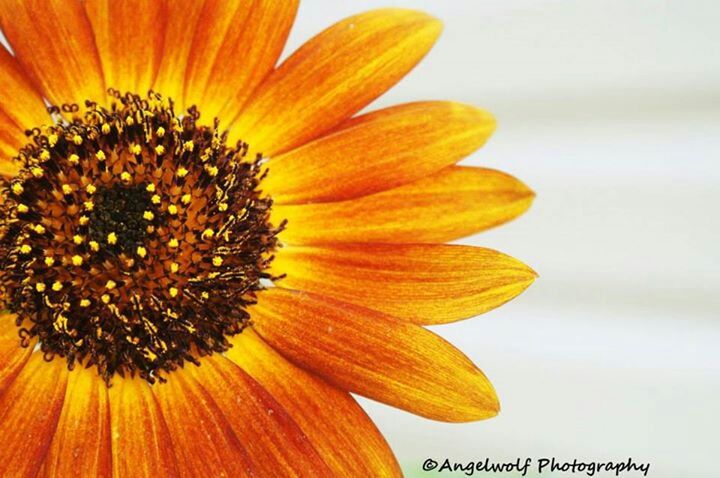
[[0, 2, 536, 476]]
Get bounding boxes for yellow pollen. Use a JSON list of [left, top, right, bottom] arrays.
[[107, 232, 117, 245], [146, 183, 156, 193], [17, 204, 29, 214], [202, 229, 214, 240], [168, 238, 179, 248], [89, 241, 100, 252], [52, 281, 63, 292], [80, 299, 91, 307], [30, 166, 44, 178], [79, 215, 90, 226], [125, 115, 134, 126], [151, 194, 161, 204], [72, 255, 83, 266], [62, 184, 73, 195], [36, 283, 46, 292], [101, 294, 111, 304], [201, 291, 210, 300], [69, 153, 80, 165], [73, 235, 84, 245], [206, 165, 219, 176], [72, 134, 83, 145], [120, 171, 132, 182], [143, 210, 155, 221], [183, 141, 194, 152], [86, 184, 96, 195], [156, 126, 166, 137], [177, 167, 189, 178], [101, 123, 111, 135], [20, 244, 32, 254], [95, 150, 106, 161], [12, 183, 24, 195], [155, 145, 165, 155], [106, 280, 117, 290], [44, 257, 55, 266], [169, 287, 178, 298], [170, 262, 179, 273], [167, 204, 178, 215], [131, 143, 142, 155], [33, 224, 46, 234], [137, 246, 147, 258], [181, 194, 192, 205], [84, 201, 94, 211], [48, 134, 58, 146], [39, 150, 51, 161], [212, 256, 223, 267]]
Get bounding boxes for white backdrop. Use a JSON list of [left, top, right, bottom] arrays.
[[289, 1, 720, 477]]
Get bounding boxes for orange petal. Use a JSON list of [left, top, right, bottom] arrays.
[[265, 102, 495, 204], [152, 0, 207, 108], [41, 366, 112, 478], [273, 166, 534, 244], [230, 9, 442, 156], [0, 354, 68, 478], [227, 329, 402, 477], [85, 0, 168, 95], [184, 0, 298, 122], [252, 288, 500, 422], [184, 355, 334, 477], [0, 313, 33, 394], [151, 362, 256, 478], [108, 377, 178, 478], [0, 0, 106, 106], [0, 46, 52, 176], [273, 243, 536, 324]]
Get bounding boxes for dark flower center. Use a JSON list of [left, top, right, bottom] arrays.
[[0, 91, 284, 384]]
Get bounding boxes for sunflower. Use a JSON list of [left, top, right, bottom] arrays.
[[0, 1, 535, 477]]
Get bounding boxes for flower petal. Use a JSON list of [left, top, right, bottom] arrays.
[[252, 288, 500, 422], [227, 329, 402, 477], [0, 0, 106, 106], [184, 355, 334, 477], [265, 102, 495, 204], [152, 0, 207, 108], [41, 366, 112, 478], [151, 363, 256, 478], [85, 0, 168, 95], [0, 313, 33, 394], [0, 46, 53, 176], [273, 243, 536, 324], [108, 377, 179, 478], [184, 0, 298, 122], [273, 166, 534, 244], [0, 354, 68, 478], [230, 8, 442, 156]]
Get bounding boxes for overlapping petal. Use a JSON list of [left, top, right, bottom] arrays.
[[0, 354, 68, 478], [41, 366, 112, 478], [151, 363, 256, 478], [0, 313, 33, 394], [273, 166, 534, 244], [184, 355, 333, 477], [0, 0, 105, 106], [264, 102, 495, 203], [85, 0, 168, 95], [252, 288, 500, 422], [227, 329, 402, 477], [184, 0, 298, 122], [230, 8, 442, 156], [273, 243, 536, 324], [108, 377, 179, 478]]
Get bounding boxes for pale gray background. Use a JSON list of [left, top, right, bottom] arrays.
[[289, 1, 720, 477]]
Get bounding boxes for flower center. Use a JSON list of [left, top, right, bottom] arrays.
[[0, 91, 283, 383]]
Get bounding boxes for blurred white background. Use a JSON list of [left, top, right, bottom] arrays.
[[291, 1, 719, 477]]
